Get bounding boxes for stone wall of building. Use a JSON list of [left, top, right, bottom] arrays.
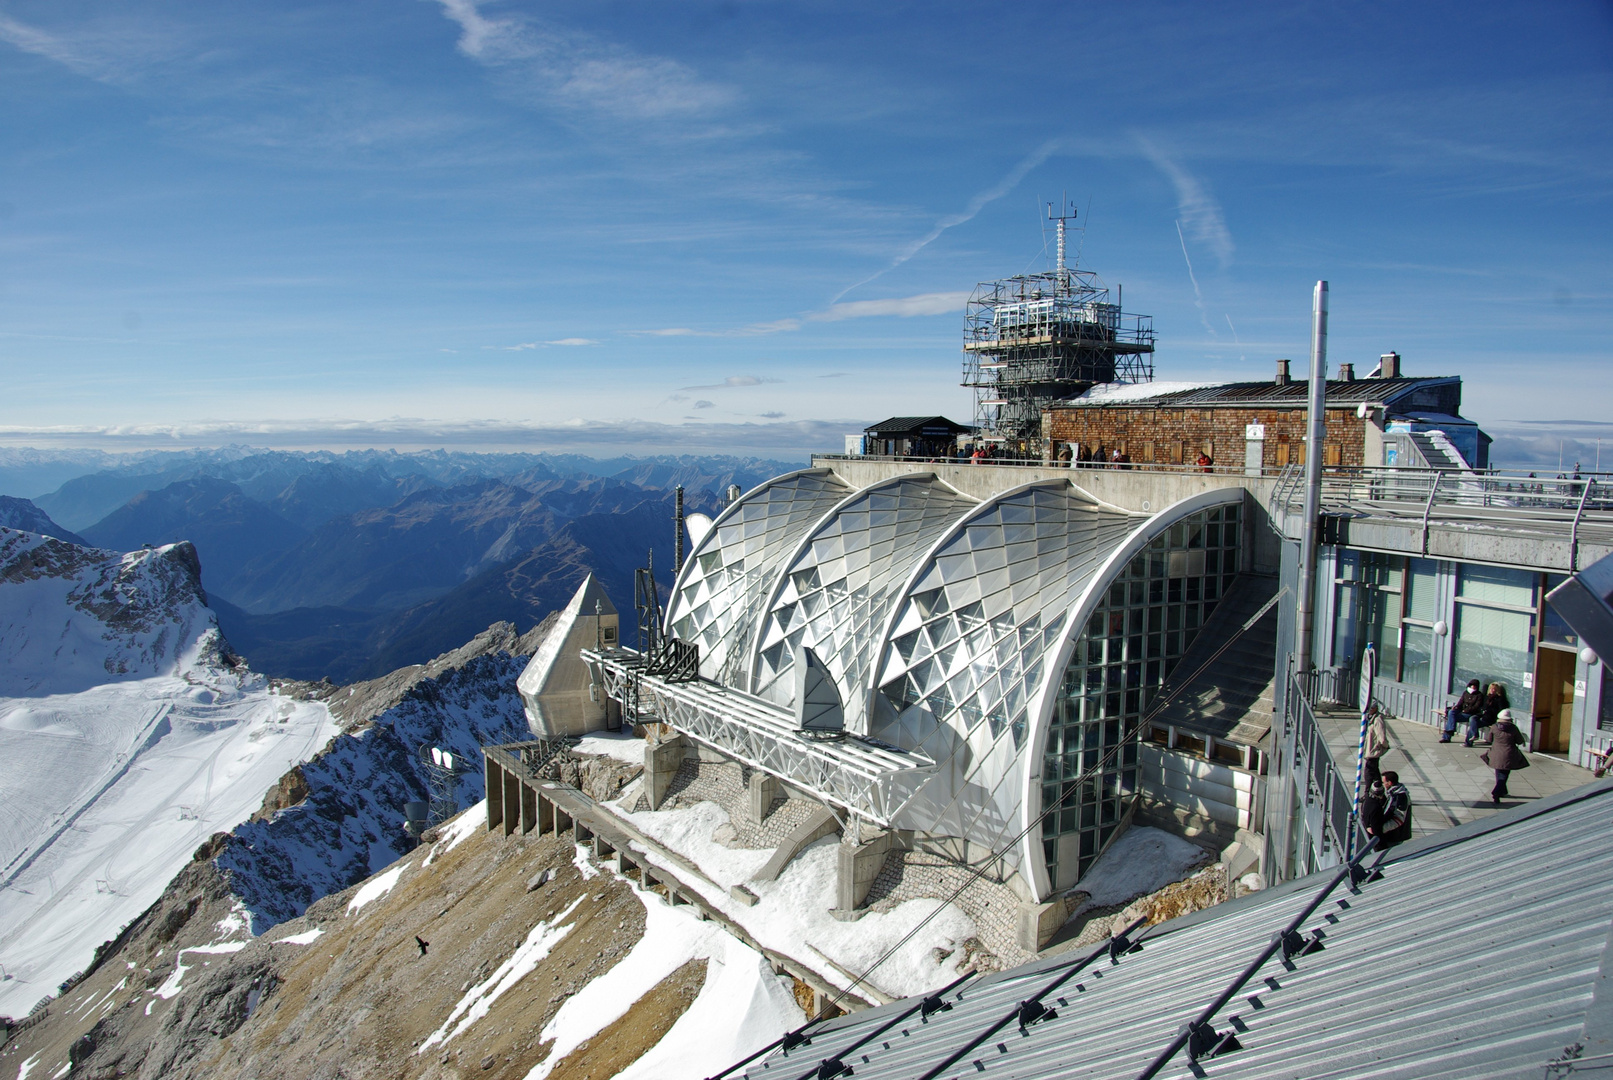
[[1044, 405, 1372, 470]]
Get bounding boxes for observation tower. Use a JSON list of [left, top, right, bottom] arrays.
[[962, 202, 1155, 449]]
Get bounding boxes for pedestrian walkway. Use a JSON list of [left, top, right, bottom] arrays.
[[1315, 708, 1594, 840]]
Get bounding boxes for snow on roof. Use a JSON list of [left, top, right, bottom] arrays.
[[1063, 380, 1222, 404]]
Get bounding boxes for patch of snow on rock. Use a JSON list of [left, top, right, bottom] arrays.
[[525, 861, 800, 1080], [572, 731, 646, 765], [625, 800, 973, 1000], [422, 897, 584, 1052], [425, 801, 486, 866], [347, 864, 407, 915], [273, 927, 325, 946]]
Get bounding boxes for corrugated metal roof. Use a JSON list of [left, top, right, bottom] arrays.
[[1055, 376, 1458, 410], [744, 782, 1613, 1080]]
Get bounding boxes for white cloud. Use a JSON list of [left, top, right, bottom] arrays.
[[637, 320, 800, 338], [678, 375, 782, 391], [0, 417, 863, 458], [693, 400, 714, 409], [432, 0, 734, 120], [0, 12, 184, 85], [1137, 137, 1234, 268], [547, 337, 598, 346], [814, 291, 972, 321]]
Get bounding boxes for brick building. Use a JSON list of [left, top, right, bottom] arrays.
[[1042, 355, 1490, 472]]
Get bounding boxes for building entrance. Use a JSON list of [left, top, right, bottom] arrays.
[[1534, 647, 1577, 754]]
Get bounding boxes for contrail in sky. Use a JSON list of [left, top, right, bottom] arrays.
[[1176, 219, 1217, 338], [833, 139, 1064, 303]]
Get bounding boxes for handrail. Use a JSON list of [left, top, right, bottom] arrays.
[[1419, 471, 1442, 555], [1572, 479, 1596, 571]]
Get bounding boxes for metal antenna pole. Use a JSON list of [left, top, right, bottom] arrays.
[[1295, 281, 1329, 673], [674, 485, 685, 574]]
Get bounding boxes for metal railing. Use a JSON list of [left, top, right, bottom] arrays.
[[1282, 671, 1364, 869], [817, 452, 1281, 478], [1272, 466, 1613, 568]]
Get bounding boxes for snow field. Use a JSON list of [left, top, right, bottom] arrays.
[[154, 942, 249, 1000], [523, 849, 802, 1080], [571, 731, 649, 766], [273, 928, 325, 946], [0, 681, 339, 1018], [626, 800, 978, 1000]]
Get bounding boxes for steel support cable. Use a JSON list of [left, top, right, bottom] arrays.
[[1133, 837, 1383, 1080], [704, 585, 1287, 1080], [910, 915, 1152, 1080]]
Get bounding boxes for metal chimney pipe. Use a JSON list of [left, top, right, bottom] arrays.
[[1295, 281, 1329, 674], [1275, 358, 1291, 386]]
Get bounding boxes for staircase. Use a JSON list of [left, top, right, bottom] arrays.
[[1150, 573, 1279, 747]]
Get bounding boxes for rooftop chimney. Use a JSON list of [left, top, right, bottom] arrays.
[[1275, 358, 1291, 386], [1338, 362, 1355, 382], [1378, 352, 1401, 379]]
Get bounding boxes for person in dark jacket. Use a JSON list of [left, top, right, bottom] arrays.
[[1368, 771, 1412, 847], [1480, 708, 1530, 804], [1441, 680, 1486, 744], [1476, 682, 1511, 745]]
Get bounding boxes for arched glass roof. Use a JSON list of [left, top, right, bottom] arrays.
[[869, 481, 1142, 843], [749, 475, 978, 724], [665, 469, 852, 687]]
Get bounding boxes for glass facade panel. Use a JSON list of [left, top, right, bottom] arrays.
[[1042, 505, 1241, 889], [1542, 574, 1580, 650], [1458, 564, 1535, 608], [1451, 604, 1533, 704], [1332, 550, 1402, 672]]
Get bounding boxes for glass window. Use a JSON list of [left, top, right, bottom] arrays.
[[1405, 559, 1439, 622], [1401, 624, 1433, 690], [1458, 565, 1535, 609], [1542, 574, 1579, 650], [1451, 604, 1533, 703]]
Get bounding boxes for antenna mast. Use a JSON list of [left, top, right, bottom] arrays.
[[1048, 196, 1077, 290]]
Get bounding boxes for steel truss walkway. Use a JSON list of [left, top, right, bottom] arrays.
[[582, 647, 934, 827]]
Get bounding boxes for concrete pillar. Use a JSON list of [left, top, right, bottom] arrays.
[[835, 828, 892, 913], [537, 793, 554, 835], [520, 782, 537, 834], [485, 758, 504, 832], [501, 768, 519, 837], [1016, 901, 1065, 954], [555, 804, 573, 836], [645, 734, 688, 810], [747, 770, 782, 825]]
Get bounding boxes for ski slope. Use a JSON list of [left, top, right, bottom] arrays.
[[0, 674, 338, 1017]]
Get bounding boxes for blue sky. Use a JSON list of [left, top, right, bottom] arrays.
[[1, 0, 1610, 464]]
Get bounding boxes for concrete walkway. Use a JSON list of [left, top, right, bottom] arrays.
[[1316, 709, 1595, 840]]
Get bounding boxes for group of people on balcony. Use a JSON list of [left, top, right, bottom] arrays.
[[1441, 678, 1530, 804]]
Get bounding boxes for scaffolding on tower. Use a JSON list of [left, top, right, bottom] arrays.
[[962, 201, 1155, 448]]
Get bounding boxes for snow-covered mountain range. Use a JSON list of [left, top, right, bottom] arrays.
[[0, 525, 340, 1018]]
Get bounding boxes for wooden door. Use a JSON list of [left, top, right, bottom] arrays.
[[1533, 647, 1576, 753]]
